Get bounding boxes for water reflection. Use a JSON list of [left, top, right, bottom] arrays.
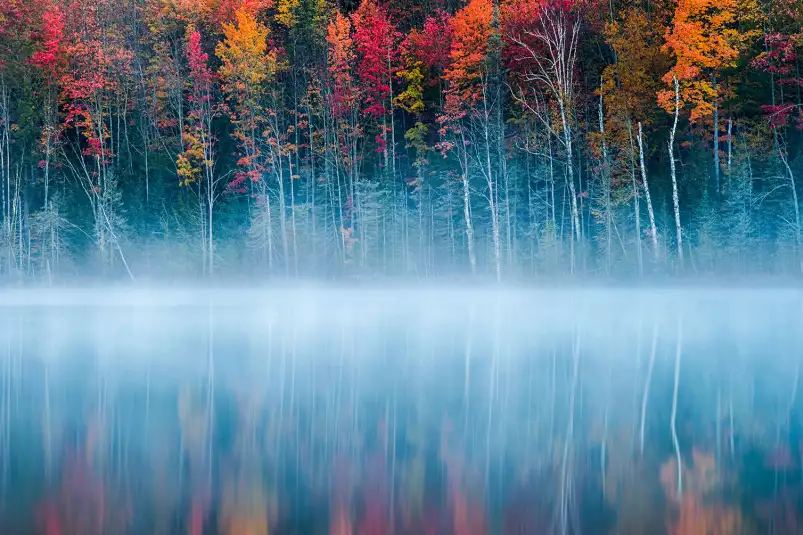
[[0, 287, 801, 534]]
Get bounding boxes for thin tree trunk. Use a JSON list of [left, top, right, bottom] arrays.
[[483, 105, 502, 282], [463, 165, 476, 275], [637, 122, 659, 260], [560, 102, 581, 245], [669, 76, 684, 270], [727, 118, 733, 177], [775, 133, 801, 268], [713, 74, 720, 198], [599, 88, 612, 275], [628, 121, 643, 275]]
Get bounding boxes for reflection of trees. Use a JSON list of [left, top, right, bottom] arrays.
[[36, 447, 130, 535], [1, 296, 800, 534]]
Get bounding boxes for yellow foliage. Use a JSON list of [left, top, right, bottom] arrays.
[[275, 0, 300, 28], [217, 8, 277, 94]]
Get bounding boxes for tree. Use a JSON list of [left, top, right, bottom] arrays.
[[506, 0, 582, 273], [56, 0, 134, 278], [752, 3, 803, 268], [179, 27, 221, 276], [351, 0, 402, 269], [396, 47, 430, 271], [351, 0, 399, 137], [326, 11, 360, 266], [438, 0, 496, 276], [659, 0, 751, 197], [601, 8, 669, 265], [216, 8, 283, 272]]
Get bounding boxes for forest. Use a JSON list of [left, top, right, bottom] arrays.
[[0, 0, 801, 281]]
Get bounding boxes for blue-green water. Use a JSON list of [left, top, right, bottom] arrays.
[[0, 287, 801, 534]]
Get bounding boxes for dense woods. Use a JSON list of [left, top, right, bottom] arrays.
[[0, 0, 801, 281]]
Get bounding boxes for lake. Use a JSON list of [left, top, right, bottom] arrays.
[[0, 286, 800, 534]]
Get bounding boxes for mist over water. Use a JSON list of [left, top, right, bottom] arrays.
[[0, 286, 801, 534]]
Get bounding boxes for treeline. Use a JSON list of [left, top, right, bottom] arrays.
[[0, 0, 801, 281]]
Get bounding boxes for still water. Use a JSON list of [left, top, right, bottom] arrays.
[[0, 286, 800, 534]]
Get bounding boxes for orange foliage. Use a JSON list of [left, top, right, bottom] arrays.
[[326, 12, 356, 116], [443, 0, 493, 112], [658, 0, 752, 121]]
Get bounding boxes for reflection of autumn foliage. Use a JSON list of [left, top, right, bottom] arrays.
[[752, 443, 803, 534], [440, 423, 488, 535], [660, 449, 742, 535], [358, 452, 390, 535], [331, 503, 354, 535], [668, 493, 741, 535], [754, 486, 801, 534], [36, 450, 129, 535], [602, 438, 665, 535], [218, 476, 272, 535], [331, 453, 357, 535], [217, 388, 278, 535], [502, 481, 553, 535]]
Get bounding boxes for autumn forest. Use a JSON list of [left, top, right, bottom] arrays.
[[2, 0, 803, 533], [0, 0, 801, 281]]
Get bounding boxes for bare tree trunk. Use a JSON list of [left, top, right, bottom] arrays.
[[289, 161, 298, 277], [460, 132, 477, 275], [669, 76, 683, 270], [0, 80, 11, 274], [628, 121, 643, 275], [560, 102, 581, 245], [309, 108, 317, 271], [599, 89, 612, 275], [463, 169, 477, 276], [265, 184, 274, 272], [276, 139, 290, 275], [713, 74, 720, 198], [775, 132, 801, 269], [207, 169, 214, 277], [727, 118, 733, 177], [637, 122, 659, 260], [483, 105, 502, 282]]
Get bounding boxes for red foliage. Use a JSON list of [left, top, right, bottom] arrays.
[[187, 30, 214, 95], [0, 0, 30, 54], [211, 0, 272, 27], [29, 5, 65, 77], [351, 0, 400, 122], [503, 0, 582, 77], [753, 33, 803, 129], [404, 11, 453, 78]]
